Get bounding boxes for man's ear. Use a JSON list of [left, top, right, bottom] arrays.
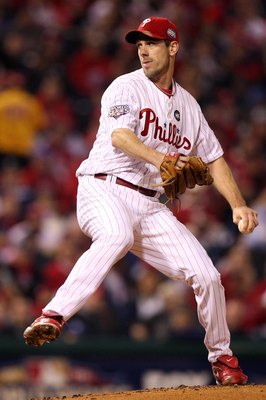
[[169, 41, 179, 56]]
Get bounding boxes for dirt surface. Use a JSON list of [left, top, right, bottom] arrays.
[[34, 385, 266, 400]]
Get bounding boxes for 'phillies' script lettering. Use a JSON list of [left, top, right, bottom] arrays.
[[140, 108, 191, 150]]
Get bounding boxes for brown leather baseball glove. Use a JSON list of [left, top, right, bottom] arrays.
[[158, 153, 213, 201]]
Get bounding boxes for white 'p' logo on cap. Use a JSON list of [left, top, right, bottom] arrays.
[[141, 18, 151, 27]]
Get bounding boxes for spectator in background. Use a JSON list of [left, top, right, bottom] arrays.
[[0, 70, 47, 166], [37, 72, 75, 132], [220, 241, 266, 335]]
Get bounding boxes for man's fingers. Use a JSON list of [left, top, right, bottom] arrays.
[[233, 207, 259, 233], [176, 155, 189, 169]]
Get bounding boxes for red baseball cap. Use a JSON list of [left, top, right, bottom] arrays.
[[125, 17, 179, 44]]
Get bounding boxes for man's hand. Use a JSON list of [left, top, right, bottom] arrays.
[[233, 206, 259, 234], [157, 153, 213, 201]]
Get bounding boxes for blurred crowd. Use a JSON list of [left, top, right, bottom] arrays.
[[0, 0, 265, 344]]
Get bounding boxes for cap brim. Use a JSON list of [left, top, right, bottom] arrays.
[[125, 30, 165, 44]]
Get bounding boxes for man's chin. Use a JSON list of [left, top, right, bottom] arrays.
[[142, 67, 155, 80]]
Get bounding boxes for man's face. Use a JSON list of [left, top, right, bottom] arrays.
[[136, 39, 171, 82]]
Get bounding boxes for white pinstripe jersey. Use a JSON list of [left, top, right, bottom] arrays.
[[76, 68, 223, 191]]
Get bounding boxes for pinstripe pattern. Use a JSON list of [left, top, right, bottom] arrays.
[[44, 67, 232, 363], [76, 69, 223, 191], [44, 175, 232, 362]]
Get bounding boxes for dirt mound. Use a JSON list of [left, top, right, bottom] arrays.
[[33, 384, 266, 400]]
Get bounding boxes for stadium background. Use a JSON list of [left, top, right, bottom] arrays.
[[0, 0, 265, 399]]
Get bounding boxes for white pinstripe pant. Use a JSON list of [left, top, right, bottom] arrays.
[[44, 175, 232, 362]]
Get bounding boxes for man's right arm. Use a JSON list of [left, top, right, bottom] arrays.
[[112, 128, 164, 169]]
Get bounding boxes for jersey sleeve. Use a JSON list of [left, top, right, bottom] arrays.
[[101, 79, 140, 137], [192, 107, 224, 163]]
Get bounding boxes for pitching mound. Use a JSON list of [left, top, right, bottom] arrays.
[[36, 384, 266, 400]]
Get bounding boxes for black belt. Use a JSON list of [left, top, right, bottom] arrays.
[[94, 174, 158, 197]]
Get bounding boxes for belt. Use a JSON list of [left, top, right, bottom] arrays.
[[94, 173, 158, 197]]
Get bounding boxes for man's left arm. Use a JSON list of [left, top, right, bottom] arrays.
[[208, 156, 259, 234]]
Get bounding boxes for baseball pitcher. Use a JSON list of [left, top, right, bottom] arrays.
[[24, 17, 259, 386]]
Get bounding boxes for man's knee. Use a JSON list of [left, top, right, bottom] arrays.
[[187, 269, 222, 294], [108, 231, 134, 252]]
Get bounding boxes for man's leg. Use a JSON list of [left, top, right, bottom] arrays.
[[131, 202, 247, 384], [24, 176, 136, 346]]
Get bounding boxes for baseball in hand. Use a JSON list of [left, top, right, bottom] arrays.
[[238, 219, 250, 234]]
